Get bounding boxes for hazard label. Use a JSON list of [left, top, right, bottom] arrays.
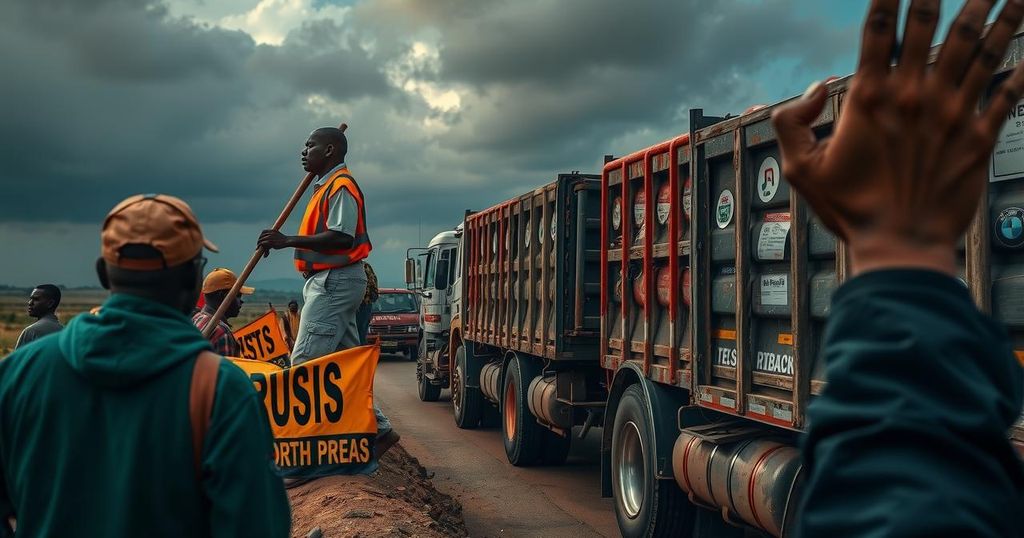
[[716, 189, 734, 229], [757, 156, 781, 203], [657, 184, 671, 225], [760, 274, 788, 306], [757, 212, 791, 261], [634, 191, 646, 228], [992, 99, 1024, 182]]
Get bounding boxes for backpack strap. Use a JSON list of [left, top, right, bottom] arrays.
[[190, 351, 222, 482]]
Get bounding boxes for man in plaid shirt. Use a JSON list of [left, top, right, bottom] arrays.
[[191, 268, 253, 357]]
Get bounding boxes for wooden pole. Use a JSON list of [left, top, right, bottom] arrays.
[[202, 122, 348, 339]]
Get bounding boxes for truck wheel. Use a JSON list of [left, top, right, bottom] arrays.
[[417, 354, 441, 402], [502, 356, 543, 466], [452, 345, 482, 429], [612, 385, 692, 538], [541, 429, 571, 465]]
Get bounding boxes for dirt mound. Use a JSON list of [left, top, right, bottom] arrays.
[[289, 444, 467, 538]]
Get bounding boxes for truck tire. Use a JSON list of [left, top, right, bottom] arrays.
[[611, 385, 692, 538], [417, 352, 441, 402], [501, 356, 543, 466], [452, 345, 482, 429], [541, 429, 571, 465]]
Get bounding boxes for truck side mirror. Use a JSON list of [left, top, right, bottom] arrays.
[[405, 258, 418, 289], [434, 259, 449, 290]]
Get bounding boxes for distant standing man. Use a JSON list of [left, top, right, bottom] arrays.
[[280, 300, 301, 350], [257, 125, 398, 454], [14, 285, 63, 349], [0, 194, 289, 536], [357, 262, 379, 345], [192, 268, 253, 357]]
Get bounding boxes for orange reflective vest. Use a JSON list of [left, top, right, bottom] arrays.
[[294, 168, 372, 273]]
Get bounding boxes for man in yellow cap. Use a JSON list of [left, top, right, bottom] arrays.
[[0, 194, 290, 536], [192, 268, 253, 357]]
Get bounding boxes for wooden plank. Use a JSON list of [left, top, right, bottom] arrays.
[[752, 371, 795, 391], [608, 249, 623, 262], [967, 184, 991, 313]]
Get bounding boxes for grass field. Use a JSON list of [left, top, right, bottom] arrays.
[[0, 289, 302, 357]]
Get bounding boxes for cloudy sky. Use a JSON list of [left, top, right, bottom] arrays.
[[0, 0, 972, 289]]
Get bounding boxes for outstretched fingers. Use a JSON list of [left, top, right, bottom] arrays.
[[898, 0, 942, 78], [961, 0, 1024, 104], [857, 0, 901, 80], [935, 0, 998, 87]]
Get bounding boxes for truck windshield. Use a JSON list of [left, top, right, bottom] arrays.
[[372, 293, 418, 314]]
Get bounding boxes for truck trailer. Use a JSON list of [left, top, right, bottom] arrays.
[[406, 35, 1024, 538]]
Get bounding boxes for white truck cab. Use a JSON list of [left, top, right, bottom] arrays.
[[405, 224, 463, 401]]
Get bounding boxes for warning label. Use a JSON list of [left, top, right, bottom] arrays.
[[760, 274, 788, 307], [757, 212, 791, 261], [992, 100, 1024, 182]]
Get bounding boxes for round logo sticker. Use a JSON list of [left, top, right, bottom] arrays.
[[995, 207, 1024, 248], [612, 196, 622, 231], [634, 190, 646, 228], [657, 183, 671, 226], [758, 156, 781, 203], [716, 189, 735, 229]]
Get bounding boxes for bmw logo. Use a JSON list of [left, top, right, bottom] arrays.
[[995, 207, 1024, 248]]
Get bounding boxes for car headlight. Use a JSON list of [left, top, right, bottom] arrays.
[[407, 326, 419, 333]]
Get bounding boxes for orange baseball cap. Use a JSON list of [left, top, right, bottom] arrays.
[[202, 268, 255, 295], [102, 194, 218, 270]]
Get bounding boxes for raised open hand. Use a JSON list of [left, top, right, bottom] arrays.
[[773, 0, 1024, 276]]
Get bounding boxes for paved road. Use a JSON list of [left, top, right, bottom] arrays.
[[374, 353, 619, 538]]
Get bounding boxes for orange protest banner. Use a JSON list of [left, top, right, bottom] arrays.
[[233, 310, 289, 365], [230, 345, 380, 477]]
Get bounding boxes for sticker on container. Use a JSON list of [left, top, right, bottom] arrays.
[[715, 189, 735, 229], [699, 391, 713, 403], [612, 197, 622, 231], [550, 214, 557, 241], [772, 406, 794, 422], [634, 190, 646, 228], [995, 207, 1024, 248], [757, 156, 781, 203], [683, 177, 692, 221], [748, 402, 767, 415], [991, 99, 1024, 182], [757, 212, 791, 261], [633, 270, 645, 307], [656, 183, 671, 226], [760, 274, 788, 307], [719, 396, 736, 409], [656, 266, 671, 307]]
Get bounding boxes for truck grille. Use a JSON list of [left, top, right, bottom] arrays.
[[371, 324, 416, 335]]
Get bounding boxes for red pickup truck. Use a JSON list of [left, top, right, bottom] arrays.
[[368, 288, 421, 360]]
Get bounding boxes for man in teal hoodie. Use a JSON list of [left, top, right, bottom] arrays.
[[0, 194, 291, 537]]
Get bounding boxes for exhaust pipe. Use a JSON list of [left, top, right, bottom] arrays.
[[480, 362, 502, 403], [527, 375, 573, 430], [672, 431, 801, 537]]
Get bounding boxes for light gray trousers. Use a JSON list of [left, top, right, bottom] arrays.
[[290, 262, 391, 434]]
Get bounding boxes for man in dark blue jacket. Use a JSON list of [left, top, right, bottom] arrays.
[[774, 0, 1024, 535]]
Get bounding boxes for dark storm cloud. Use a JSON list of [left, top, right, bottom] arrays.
[[0, 0, 860, 286], [0, 0, 387, 224]]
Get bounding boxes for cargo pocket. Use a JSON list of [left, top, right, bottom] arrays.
[[293, 320, 339, 364]]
